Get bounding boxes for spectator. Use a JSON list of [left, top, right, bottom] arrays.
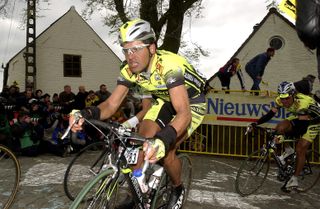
[[40, 93, 56, 129], [6, 85, 19, 104], [59, 85, 76, 113], [85, 90, 99, 107], [0, 102, 12, 147], [245, 48, 275, 95], [95, 84, 111, 104], [34, 89, 43, 100], [206, 57, 245, 93], [294, 74, 316, 95], [11, 111, 41, 156], [75, 85, 88, 109], [52, 93, 59, 105], [16, 89, 34, 112]]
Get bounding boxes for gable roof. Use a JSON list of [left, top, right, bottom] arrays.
[[231, 7, 295, 59], [7, 6, 120, 64]]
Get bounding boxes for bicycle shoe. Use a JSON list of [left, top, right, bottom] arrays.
[[286, 175, 298, 188], [167, 184, 185, 209], [281, 175, 299, 193]]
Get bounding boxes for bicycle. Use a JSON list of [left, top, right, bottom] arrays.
[[62, 117, 192, 209], [235, 125, 320, 196], [0, 145, 21, 209]]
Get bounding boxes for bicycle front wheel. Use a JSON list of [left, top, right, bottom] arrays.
[[0, 145, 21, 209], [152, 153, 192, 209], [298, 150, 320, 192], [69, 169, 120, 209], [64, 141, 108, 201], [235, 149, 270, 196]]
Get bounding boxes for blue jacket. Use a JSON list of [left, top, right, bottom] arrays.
[[245, 52, 271, 77]]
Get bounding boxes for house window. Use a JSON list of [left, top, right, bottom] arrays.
[[269, 36, 284, 50], [63, 54, 82, 77]]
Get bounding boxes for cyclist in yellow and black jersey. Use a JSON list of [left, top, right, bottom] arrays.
[[69, 18, 206, 209], [118, 49, 206, 137], [251, 81, 320, 190], [118, 49, 205, 103]]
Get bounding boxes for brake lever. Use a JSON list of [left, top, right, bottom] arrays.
[[61, 111, 82, 140], [245, 125, 252, 136]]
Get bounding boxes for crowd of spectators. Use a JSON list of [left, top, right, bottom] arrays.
[[0, 83, 141, 157]]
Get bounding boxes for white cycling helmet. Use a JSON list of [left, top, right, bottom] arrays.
[[119, 19, 156, 45], [277, 81, 295, 98]]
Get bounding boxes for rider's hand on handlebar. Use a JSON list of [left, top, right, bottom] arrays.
[[143, 138, 166, 164], [69, 109, 85, 132], [273, 135, 285, 144], [245, 122, 257, 134]]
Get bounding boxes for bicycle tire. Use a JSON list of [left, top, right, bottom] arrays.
[[235, 149, 270, 196], [69, 169, 120, 209], [63, 141, 108, 201], [0, 145, 21, 209], [297, 150, 320, 192], [152, 153, 192, 209]]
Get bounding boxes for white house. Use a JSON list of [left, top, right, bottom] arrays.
[[214, 8, 319, 93], [6, 6, 121, 96]]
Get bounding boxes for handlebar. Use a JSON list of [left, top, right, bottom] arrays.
[[245, 124, 276, 136], [60, 114, 147, 145]]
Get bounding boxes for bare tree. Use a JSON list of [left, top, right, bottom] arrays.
[[0, 0, 9, 10], [81, 0, 205, 54], [0, 0, 11, 17], [265, 0, 279, 11]]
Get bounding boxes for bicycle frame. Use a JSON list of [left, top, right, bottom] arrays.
[[236, 125, 320, 196], [258, 127, 297, 172], [82, 145, 159, 209], [69, 119, 161, 209]]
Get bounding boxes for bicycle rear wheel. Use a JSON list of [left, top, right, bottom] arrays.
[[152, 153, 192, 209], [0, 145, 21, 209], [69, 169, 122, 209], [297, 150, 320, 192], [64, 141, 108, 201], [235, 149, 270, 196]]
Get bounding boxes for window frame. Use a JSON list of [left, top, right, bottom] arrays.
[[63, 54, 82, 77], [269, 36, 285, 50]]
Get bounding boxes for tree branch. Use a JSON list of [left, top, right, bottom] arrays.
[[113, 0, 129, 23]]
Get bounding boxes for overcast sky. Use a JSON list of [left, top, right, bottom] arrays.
[[0, 0, 286, 88]]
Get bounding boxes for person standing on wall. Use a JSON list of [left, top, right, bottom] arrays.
[[245, 48, 275, 95], [206, 57, 245, 93]]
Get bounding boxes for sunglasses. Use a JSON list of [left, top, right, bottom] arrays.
[[280, 96, 291, 101], [122, 44, 150, 55]]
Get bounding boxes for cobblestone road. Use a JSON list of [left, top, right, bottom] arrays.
[[4, 153, 320, 209]]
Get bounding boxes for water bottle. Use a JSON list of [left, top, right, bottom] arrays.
[[133, 163, 149, 193], [148, 164, 164, 189]]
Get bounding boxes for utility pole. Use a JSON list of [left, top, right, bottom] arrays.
[[24, 0, 36, 90]]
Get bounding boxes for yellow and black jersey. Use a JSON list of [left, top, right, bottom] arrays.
[[275, 93, 320, 120], [117, 50, 206, 103]]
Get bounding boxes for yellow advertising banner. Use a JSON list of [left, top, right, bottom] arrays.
[[204, 91, 290, 127], [278, 0, 296, 20]]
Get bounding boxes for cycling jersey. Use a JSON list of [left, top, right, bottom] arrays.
[[117, 50, 206, 104], [275, 93, 320, 120], [274, 93, 320, 142]]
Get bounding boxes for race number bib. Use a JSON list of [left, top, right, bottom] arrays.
[[124, 148, 139, 164]]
